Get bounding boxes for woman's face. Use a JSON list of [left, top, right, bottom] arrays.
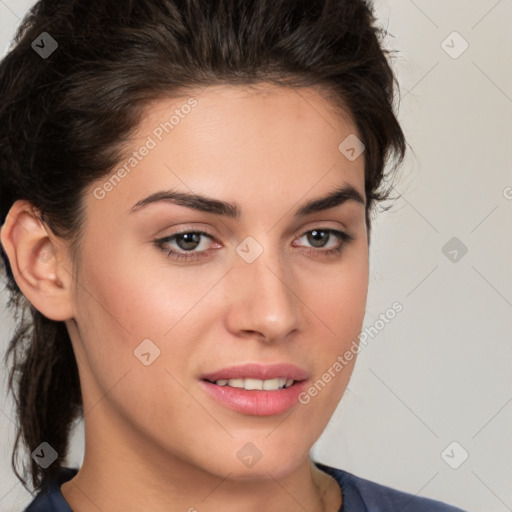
[[68, 83, 369, 480]]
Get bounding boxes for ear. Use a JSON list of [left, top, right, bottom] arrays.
[[0, 200, 75, 321]]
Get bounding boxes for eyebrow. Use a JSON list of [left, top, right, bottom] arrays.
[[129, 183, 365, 218]]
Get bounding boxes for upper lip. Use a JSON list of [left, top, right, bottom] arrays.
[[201, 363, 309, 382]]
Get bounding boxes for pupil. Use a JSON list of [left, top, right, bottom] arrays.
[[308, 230, 328, 248], [178, 233, 200, 250]]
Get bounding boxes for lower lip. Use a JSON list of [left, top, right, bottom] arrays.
[[199, 379, 309, 416]]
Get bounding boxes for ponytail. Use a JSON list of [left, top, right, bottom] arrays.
[[4, 297, 82, 491]]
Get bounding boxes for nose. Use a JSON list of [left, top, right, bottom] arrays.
[[225, 246, 302, 344]]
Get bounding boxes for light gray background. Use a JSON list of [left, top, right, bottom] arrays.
[[1, 1, 511, 511]]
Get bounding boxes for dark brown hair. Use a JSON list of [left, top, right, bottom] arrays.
[[0, 0, 406, 493]]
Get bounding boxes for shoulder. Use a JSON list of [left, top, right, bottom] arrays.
[[23, 467, 77, 512], [315, 462, 468, 512]]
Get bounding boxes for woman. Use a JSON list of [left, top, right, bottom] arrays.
[[0, 0, 467, 510]]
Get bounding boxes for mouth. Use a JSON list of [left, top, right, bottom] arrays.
[[199, 363, 309, 416], [200, 362, 309, 383]]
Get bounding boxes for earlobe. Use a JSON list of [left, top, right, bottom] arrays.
[[0, 200, 75, 321]]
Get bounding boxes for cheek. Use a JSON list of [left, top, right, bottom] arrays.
[[76, 239, 202, 334], [72, 243, 226, 383], [307, 245, 369, 340], [71, 253, 202, 424], [299, 245, 368, 403]]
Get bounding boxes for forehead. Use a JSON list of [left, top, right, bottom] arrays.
[[138, 82, 358, 145], [86, 83, 365, 221]]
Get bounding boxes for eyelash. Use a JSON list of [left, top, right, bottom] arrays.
[[154, 228, 353, 263]]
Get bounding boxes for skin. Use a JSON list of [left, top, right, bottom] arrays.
[[1, 83, 369, 512]]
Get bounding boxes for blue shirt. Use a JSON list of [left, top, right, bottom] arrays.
[[24, 462, 467, 511]]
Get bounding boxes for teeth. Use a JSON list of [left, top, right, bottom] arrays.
[[263, 378, 280, 390], [245, 378, 263, 390], [213, 377, 295, 390]]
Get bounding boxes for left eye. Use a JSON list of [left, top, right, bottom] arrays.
[[295, 229, 348, 250], [163, 231, 213, 252], [154, 228, 353, 262]]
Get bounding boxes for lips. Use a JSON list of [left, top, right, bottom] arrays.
[[200, 378, 309, 416], [200, 363, 309, 383], [199, 363, 311, 415]]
